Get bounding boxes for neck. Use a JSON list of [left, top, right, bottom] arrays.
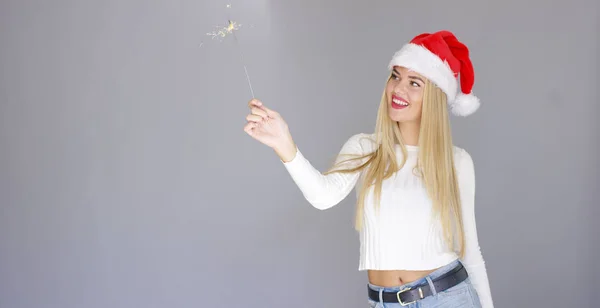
[[398, 120, 420, 146]]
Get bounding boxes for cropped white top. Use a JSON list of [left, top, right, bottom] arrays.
[[280, 133, 493, 308]]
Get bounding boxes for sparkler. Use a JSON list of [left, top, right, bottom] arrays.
[[206, 20, 243, 42], [200, 4, 255, 98]]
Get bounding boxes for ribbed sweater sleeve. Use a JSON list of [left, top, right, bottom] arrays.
[[456, 148, 494, 308], [280, 133, 368, 210]]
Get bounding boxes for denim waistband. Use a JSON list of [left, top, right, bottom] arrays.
[[367, 258, 462, 292]]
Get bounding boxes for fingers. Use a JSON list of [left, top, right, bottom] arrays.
[[250, 107, 268, 119], [261, 105, 278, 118], [248, 98, 262, 108], [243, 121, 258, 135], [248, 98, 278, 119], [246, 114, 264, 123]]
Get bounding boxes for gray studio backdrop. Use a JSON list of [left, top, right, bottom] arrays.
[[1, 0, 598, 307]]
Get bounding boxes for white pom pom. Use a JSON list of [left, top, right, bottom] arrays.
[[450, 92, 480, 116]]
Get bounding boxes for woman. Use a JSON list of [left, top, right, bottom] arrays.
[[244, 30, 494, 308]]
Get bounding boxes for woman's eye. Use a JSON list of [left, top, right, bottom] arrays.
[[411, 81, 420, 87]]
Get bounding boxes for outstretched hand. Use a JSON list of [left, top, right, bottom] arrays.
[[243, 99, 296, 161]]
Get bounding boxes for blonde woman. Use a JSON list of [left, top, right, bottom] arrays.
[[244, 30, 493, 308]]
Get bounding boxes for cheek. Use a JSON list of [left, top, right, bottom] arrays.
[[385, 84, 394, 100], [409, 89, 424, 108], [386, 82, 394, 93]]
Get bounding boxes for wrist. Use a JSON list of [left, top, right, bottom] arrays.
[[274, 140, 297, 162]]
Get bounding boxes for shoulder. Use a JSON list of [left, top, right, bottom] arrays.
[[341, 132, 377, 154], [452, 145, 475, 181], [452, 145, 474, 165]]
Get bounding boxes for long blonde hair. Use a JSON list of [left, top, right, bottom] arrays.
[[323, 75, 466, 258]]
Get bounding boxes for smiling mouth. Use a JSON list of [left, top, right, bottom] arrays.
[[391, 95, 409, 109]]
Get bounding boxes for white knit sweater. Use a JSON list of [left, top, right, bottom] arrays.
[[281, 133, 493, 308]]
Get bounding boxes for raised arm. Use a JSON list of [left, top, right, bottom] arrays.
[[456, 148, 494, 308], [280, 133, 370, 210], [243, 99, 369, 210]]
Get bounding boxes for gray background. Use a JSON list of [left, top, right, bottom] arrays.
[[1, 0, 598, 307]]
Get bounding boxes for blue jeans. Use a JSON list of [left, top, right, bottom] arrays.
[[367, 259, 481, 308]]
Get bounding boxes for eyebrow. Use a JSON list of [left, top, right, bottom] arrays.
[[392, 69, 425, 83]]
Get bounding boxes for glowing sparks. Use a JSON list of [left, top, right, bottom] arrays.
[[199, 4, 255, 98], [202, 4, 242, 43], [206, 20, 242, 41]]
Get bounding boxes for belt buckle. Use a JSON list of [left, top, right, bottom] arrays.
[[396, 287, 415, 306]]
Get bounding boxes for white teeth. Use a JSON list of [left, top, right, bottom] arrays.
[[393, 98, 409, 106]]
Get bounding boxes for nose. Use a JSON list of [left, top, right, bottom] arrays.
[[393, 79, 409, 95]]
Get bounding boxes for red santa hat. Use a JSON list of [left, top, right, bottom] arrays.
[[388, 30, 480, 116]]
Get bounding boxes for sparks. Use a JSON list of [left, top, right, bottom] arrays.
[[199, 4, 255, 98], [206, 20, 242, 41]]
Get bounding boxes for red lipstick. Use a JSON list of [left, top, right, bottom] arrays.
[[391, 94, 409, 109]]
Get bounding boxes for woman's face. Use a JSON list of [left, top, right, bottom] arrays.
[[386, 66, 426, 123]]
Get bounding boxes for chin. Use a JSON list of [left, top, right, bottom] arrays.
[[388, 113, 405, 122], [389, 112, 419, 123], [388, 107, 410, 123]]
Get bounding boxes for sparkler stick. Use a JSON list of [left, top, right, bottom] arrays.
[[201, 4, 255, 98], [229, 23, 255, 99]]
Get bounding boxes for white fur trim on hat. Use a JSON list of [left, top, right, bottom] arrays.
[[387, 43, 458, 102]]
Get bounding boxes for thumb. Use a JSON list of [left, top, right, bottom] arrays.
[[261, 105, 279, 118]]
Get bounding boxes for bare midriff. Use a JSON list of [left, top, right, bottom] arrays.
[[367, 267, 441, 287]]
